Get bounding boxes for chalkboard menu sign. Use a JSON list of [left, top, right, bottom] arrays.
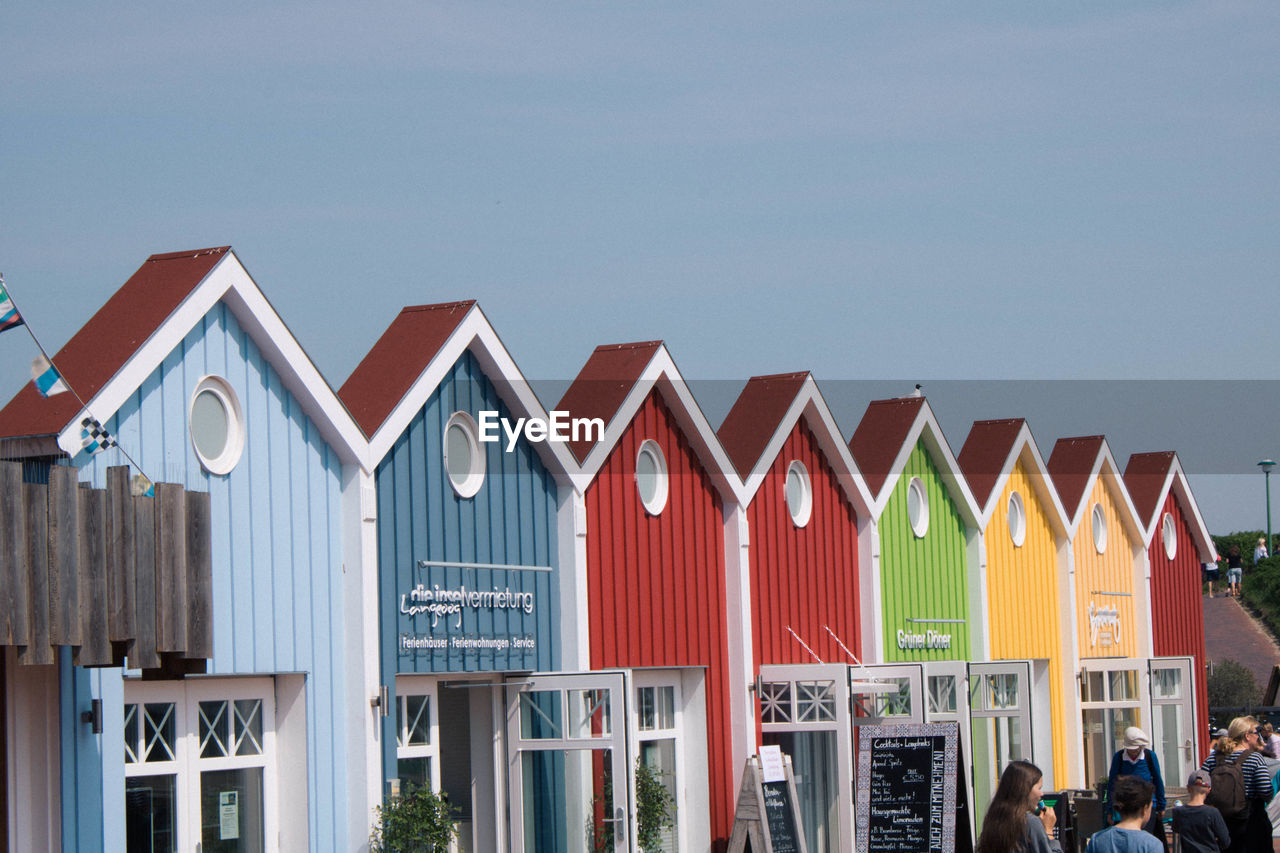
[[855, 722, 961, 853], [728, 751, 809, 853], [760, 778, 799, 853]]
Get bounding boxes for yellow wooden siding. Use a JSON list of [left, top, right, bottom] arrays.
[[1074, 478, 1138, 659], [985, 460, 1070, 787]]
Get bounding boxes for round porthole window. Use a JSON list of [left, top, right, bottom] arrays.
[[189, 376, 244, 475], [785, 460, 813, 528], [1092, 503, 1108, 554], [635, 440, 669, 515], [907, 477, 929, 538], [444, 412, 485, 498], [1008, 491, 1027, 547], [1162, 512, 1177, 560]]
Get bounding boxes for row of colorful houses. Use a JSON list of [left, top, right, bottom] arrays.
[[0, 247, 1215, 852]]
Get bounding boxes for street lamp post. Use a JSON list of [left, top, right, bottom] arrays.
[[1260, 459, 1276, 559]]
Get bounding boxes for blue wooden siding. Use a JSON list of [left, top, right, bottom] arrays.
[[71, 302, 348, 851], [374, 350, 561, 777]]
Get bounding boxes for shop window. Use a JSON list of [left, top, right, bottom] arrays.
[[1092, 503, 1108, 554], [635, 440, 669, 515], [877, 678, 914, 718], [906, 477, 929, 538], [124, 678, 275, 852], [189, 376, 245, 475], [444, 412, 485, 498], [1007, 491, 1026, 547], [927, 675, 957, 715], [785, 460, 813, 528], [795, 681, 837, 723], [1162, 513, 1177, 560], [396, 689, 437, 790]]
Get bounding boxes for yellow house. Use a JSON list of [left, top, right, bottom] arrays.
[[958, 419, 1075, 803], [1048, 436, 1154, 790]]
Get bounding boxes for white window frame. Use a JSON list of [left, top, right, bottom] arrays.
[[907, 477, 929, 538], [1092, 503, 1108, 554], [631, 670, 685, 853], [635, 440, 669, 516], [393, 676, 441, 793], [1161, 513, 1177, 560], [123, 676, 277, 852], [1007, 491, 1027, 547], [785, 460, 813, 528], [444, 411, 486, 498], [189, 375, 246, 475]]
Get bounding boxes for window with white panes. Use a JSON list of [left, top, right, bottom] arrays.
[[635, 679, 681, 852], [124, 678, 275, 853], [394, 679, 439, 792]]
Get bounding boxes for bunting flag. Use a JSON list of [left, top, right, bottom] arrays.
[[0, 277, 24, 334], [72, 417, 118, 465], [31, 355, 69, 397]]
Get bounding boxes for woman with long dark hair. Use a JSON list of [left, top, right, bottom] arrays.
[[976, 760, 1060, 853]]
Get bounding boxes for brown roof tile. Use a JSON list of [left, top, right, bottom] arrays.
[[1124, 451, 1177, 530], [1048, 435, 1106, 519], [717, 372, 810, 477], [556, 341, 662, 462], [0, 247, 230, 441], [958, 419, 1026, 510], [848, 397, 925, 497]]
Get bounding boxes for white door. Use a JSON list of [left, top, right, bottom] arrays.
[[968, 661, 1034, 817], [758, 663, 855, 853], [506, 671, 629, 853], [849, 663, 926, 725], [1079, 659, 1150, 789], [1149, 657, 1197, 784]]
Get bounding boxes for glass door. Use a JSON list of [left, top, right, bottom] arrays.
[[968, 661, 1033, 819], [758, 663, 854, 853], [1149, 657, 1197, 784], [1079, 660, 1148, 790], [506, 672, 628, 853]]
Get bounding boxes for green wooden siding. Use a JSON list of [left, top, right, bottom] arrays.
[[880, 442, 971, 661]]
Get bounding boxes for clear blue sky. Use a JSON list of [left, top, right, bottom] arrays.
[[2, 2, 1277, 532]]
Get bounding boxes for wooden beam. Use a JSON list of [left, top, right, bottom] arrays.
[[185, 491, 212, 660], [154, 483, 187, 653], [75, 488, 111, 666], [0, 462, 28, 646], [129, 495, 160, 670], [106, 466, 134, 642], [17, 482, 53, 666], [46, 466, 79, 647]]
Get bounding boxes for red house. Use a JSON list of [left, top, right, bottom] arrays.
[[558, 341, 745, 852], [717, 371, 873, 853], [1124, 451, 1216, 760]]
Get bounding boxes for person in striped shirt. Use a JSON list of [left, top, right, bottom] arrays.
[[1200, 716, 1275, 852]]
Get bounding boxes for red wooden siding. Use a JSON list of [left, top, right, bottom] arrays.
[[1148, 491, 1210, 759], [749, 422, 860, 667], [584, 392, 733, 848]]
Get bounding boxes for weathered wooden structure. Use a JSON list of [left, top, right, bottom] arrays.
[[0, 462, 211, 670]]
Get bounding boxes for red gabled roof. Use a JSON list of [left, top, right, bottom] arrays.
[[958, 418, 1026, 509], [0, 247, 230, 440], [338, 301, 476, 437], [556, 341, 662, 462], [1124, 451, 1177, 530], [1048, 435, 1106, 518], [848, 397, 925, 497], [717, 372, 810, 477]]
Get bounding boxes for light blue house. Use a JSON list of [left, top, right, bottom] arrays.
[[0, 248, 377, 851]]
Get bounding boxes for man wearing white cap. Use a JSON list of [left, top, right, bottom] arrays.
[[1105, 727, 1167, 843]]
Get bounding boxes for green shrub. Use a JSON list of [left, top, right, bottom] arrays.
[[370, 784, 459, 853], [1207, 659, 1260, 709]]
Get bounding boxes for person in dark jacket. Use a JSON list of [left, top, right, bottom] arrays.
[[1106, 727, 1167, 843], [1172, 769, 1232, 853], [1200, 716, 1275, 853]]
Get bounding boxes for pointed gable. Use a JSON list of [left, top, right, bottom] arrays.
[[555, 341, 662, 463], [1048, 435, 1106, 523], [848, 397, 924, 498], [1123, 451, 1177, 532], [0, 247, 229, 440], [958, 418, 1027, 511], [338, 301, 475, 436], [717, 372, 809, 477]]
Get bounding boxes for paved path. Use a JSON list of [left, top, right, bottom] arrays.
[[1203, 593, 1280, 698]]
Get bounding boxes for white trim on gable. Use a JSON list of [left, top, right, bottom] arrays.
[[567, 344, 746, 505], [736, 376, 873, 520], [864, 400, 981, 528], [53, 251, 369, 470], [970, 423, 1071, 540], [1133, 455, 1217, 563], [1058, 442, 1146, 544], [362, 305, 579, 487]]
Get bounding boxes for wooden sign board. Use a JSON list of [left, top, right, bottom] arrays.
[[727, 750, 808, 853], [855, 721, 968, 853]]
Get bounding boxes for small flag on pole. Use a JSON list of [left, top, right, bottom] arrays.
[[0, 277, 25, 335], [31, 355, 69, 397]]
